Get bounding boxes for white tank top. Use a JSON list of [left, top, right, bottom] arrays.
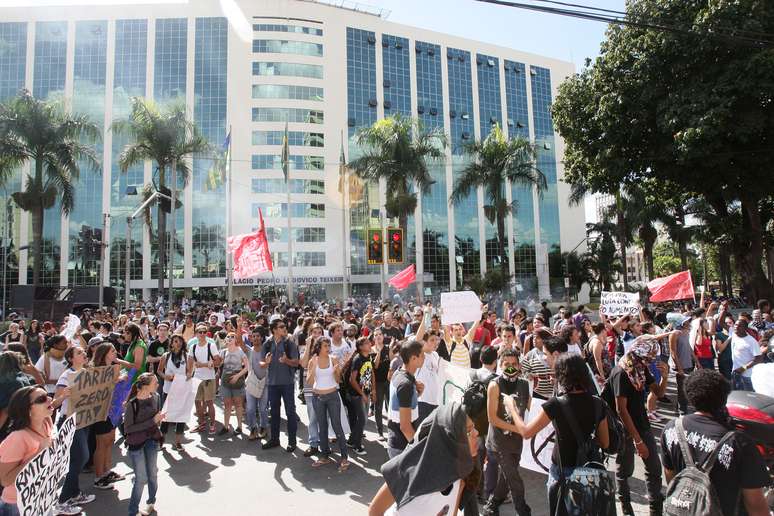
[[313, 358, 338, 391]]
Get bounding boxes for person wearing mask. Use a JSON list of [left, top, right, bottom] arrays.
[[218, 332, 248, 436], [730, 319, 764, 392], [368, 401, 480, 516], [124, 373, 165, 516], [55, 346, 97, 511], [261, 318, 300, 452], [507, 354, 610, 516], [307, 336, 350, 472], [387, 340, 425, 459], [91, 343, 127, 490], [481, 350, 532, 516], [660, 369, 770, 516], [0, 386, 71, 515], [345, 336, 375, 455], [669, 317, 698, 415], [158, 335, 192, 451], [609, 336, 669, 516], [188, 324, 221, 434], [371, 327, 390, 441], [245, 328, 269, 441]]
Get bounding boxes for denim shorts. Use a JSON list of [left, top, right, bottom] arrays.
[[220, 384, 245, 399], [649, 360, 661, 383]]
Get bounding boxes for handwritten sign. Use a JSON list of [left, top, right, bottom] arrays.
[[67, 366, 116, 429], [440, 291, 482, 325], [15, 415, 76, 516], [600, 291, 640, 317], [108, 369, 136, 427]]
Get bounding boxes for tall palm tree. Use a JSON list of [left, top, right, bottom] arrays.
[[112, 97, 211, 298], [450, 124, 545, 273], [350, 114, 446, 233], [0, 90, 101, 285]]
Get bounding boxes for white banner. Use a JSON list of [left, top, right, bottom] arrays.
[[162, 375, 201, 423], [15, 415, 77, 516], [62, 314, 80, 342], [520, 398, 554, 474], [600, 291, 640, 317], [440, 291, 482, 325]]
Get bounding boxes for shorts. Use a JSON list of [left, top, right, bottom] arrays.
[[649, 360, 661, 383], [220, 384, 245, 399], [196, 379, 216, 402], [93, 418, 115, 435]]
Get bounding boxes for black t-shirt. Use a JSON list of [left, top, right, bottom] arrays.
[[381, 325, 404, 343], [543, 393, 606, 467], [609, 365, 653, 433], [348, 353, 373, 397], [372, 346, 390, 383], [661, 414, 770, 516]]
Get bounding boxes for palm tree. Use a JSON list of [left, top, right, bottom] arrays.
[[0, 90, 101, 285], [112, 97, 211, 298], [450, 124, 545, 273], [350, 114, 446, 234]]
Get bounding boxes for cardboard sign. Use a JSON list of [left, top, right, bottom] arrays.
[[15, 415, 77, 516], [67, 366, 116, 430], [440, 291, 482, 325], [108, 369, 136, 427], [600, 291, 640, 317]]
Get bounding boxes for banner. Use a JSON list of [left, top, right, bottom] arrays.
[[647, 270, 695, 302], [600, 291, 640, 317], [520, 398, 554, 474], [162, 374, 201, 423], [440, 361, 473, 405], [67, 366, 116, 430], [108, 369, 136, 427], [388, 264, 416, 290], [227, 208, 273, 280], [440, 291, 482, 325], [62, 313, 80, 342], [15, 415, 77, 516]]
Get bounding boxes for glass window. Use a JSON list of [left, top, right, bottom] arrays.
[[252, 130, 324, 147], [252, 24, 323, 36], [252, 39, 322, 57], [251, 178, 324, 194], [251, 84, 323, 100], [265, 227, 326, 243], [252, 154, 325, 171], [252, 61, 323, 79], [252, 203, 325, 218], [252, 107, 323, 124]]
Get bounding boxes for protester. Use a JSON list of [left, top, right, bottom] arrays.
[[124, 373, 165, 516], [730, 319, 764, 391], [245, 328, 269, 441], [344, 336, 374, 455], [371, 327, 390, 440], [669, 317, 697, 415], [218, 332, 248, 436], [261, 318, 300, 452], [299, 324, 324, 456], [158, 334, 191, 450], [91, 343, 126, 490], [188, 324, 220, 434], [35, 335, 68, 396], [387, 340, 424, 459]]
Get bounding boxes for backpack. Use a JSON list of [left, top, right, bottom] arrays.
[[663, 418, 735, 516], [598, 380, 626, 455], [553, 397, 617, 516], [462, 371, 496, 437]]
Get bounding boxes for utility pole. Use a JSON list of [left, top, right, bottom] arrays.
[[168, 160, 176, 310], [380, 209, 386, 301], [98, 212, 109, 309], [1, 196, 11, 320], [125, 216, 132, 311]]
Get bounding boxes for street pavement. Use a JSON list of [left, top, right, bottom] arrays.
[[82, 378, 682, 516]]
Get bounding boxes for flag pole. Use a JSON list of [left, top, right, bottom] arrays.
[[340, 130, 349, 301], [283, 119, 293, 304], [226, 126, 234, 307]]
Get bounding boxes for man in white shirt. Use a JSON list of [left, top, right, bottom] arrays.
[[731, 319, 764, 392], [415, 310, 442, 423], [328, 322, 353, 362], [188, 324, 221, 433]]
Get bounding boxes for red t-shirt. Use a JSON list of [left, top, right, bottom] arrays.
[[695, 336, 714, 359]]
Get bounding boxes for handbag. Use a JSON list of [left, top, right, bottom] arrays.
[[245, 371, 266, 398], [222, 369, 246, 390]]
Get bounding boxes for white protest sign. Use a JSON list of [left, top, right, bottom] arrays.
[[440, 361, 473, 405], [62, 314, 80, 341], [440, 291, 482, 325], [600, 291, 640, 317], [15, 415, 77, 516], [520, 398, 554, 473], [162, 375, 201, 423]]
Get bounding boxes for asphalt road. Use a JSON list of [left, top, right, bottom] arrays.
[[81, 379, 682, 516]]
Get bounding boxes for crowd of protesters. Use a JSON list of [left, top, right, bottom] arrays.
[[0, 291, 771, 516]]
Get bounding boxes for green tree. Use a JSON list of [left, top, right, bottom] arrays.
[[450, 124, 545, 275], [552, 0, 774, 301], [585, 221, 620, 292], [0, 90, 100, 285], [562, 250, 594, 295], [112, 97, 211, 298]]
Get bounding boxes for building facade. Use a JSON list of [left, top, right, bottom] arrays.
[[0, 0, 585, 303]]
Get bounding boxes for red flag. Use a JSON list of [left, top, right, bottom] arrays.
[[647, 270, 694, 302], [227, 208, 273, 279], [388, 264, 416, 290]]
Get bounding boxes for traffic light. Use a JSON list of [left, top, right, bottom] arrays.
[[387, 228, 404, 264], [366, 229, 383, 265], [92, 228, 103, 257]]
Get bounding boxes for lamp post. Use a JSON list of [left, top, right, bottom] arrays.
[[565, 235, 589, 306]]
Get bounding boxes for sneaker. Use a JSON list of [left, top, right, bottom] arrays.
[[93, 476, 113, 490], [353, 446, 366, 455], [234, 426, 242, 436], [262, 440, 280, 450], [285, 444, 296, 453], [248, 428, 259, 441], [54, 503, 82, 516], [303, 446, 319, 457], [106, 470, 125, 482], [173, 442, 184, 451], [257, 427, 267, 439], [67, 493, 96, 506], [139, 503, 155, 515]]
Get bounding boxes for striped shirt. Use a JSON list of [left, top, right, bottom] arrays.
[[449, 339, 471, 369], [521, 347, 553, 399]]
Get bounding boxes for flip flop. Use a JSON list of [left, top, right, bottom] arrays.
[[338, 461, 350, 473], [312, 458, 333, 468]]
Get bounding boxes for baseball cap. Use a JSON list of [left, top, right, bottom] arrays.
[[676, 316, 691, 329]]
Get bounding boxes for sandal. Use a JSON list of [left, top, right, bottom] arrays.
[[173, 442, 184, 451], [209, 423, 216, 435], [312, 457, 333, 468], [338, 460, 350, 473]]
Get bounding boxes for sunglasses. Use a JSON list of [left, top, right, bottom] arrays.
[[197, 330, 207, 334], [32, 394, 49, 405]]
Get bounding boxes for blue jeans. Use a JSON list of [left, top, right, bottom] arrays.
[[59, 426, 89, 502], [304, 393, 320, 447], [268, 383, 297, 446], [128, 440, 158, 516], [348, 393, 367, 449], [313, 391, 347, 459], [245, 386, 269, 431], [0, 501, 19, 516], [698, 357, 715, 370], [733, 372, 755, 391]]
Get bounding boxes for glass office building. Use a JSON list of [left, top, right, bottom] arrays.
[[0, 0, 585, 302]]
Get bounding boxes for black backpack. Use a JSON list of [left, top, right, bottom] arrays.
[[462, 371, 496, 437], [598, 380, 626, 455], [663, 418, 734, 516]]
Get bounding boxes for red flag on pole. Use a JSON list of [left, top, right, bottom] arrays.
[[227, 208, 273, 279], [646, 270, 695, 302], [388, 264, 416, 291]]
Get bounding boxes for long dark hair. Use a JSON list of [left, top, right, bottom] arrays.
[[124, 322, 142, 344], [554, 354, 592, 394], [91, 343, 115, 367], [168, 335, 186, 368], [127, 372, 156, 403], [0, 351, 24, 381], [44, 334, 67, 352], [7, 386, 44, 431]]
